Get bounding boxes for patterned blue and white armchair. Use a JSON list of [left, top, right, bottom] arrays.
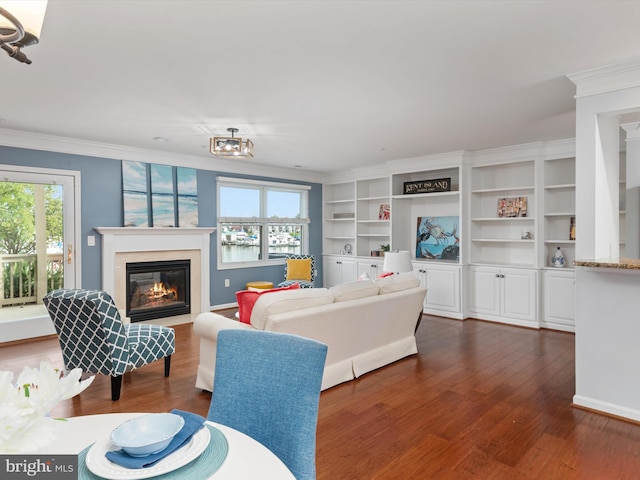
[[278, 254, 317, 289], [43, 289, 176, 401]]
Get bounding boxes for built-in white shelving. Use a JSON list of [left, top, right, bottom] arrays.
[[470, 159, 536, 267]]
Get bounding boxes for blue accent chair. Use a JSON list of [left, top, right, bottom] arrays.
[[207, 329, 328, 480], [43, 289, 176, 401], [278, 254, 317, 288]]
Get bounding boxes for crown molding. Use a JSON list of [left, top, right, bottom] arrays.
[[471, 141, 544, 166], [0, 128, 325, 184], [621, 122, 640, 141], [542, 138, 576, 160], [567, 58, 640, 99]]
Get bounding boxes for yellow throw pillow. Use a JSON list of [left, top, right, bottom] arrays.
[[286, 258, 312, 281]]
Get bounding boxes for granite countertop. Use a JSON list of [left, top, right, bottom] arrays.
[[574, 258, 640, 270]]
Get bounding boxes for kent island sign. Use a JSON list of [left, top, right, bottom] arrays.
[[403, 178, 451, 195]]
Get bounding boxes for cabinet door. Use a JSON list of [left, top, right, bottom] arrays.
[[357, 259, 382, 279], [323, 257, 342, 288], [544, 271, 575, 328], [412, 264, 428, 308], [424, 265, 460, 313], [339, 258, 357, 284], [468, 266, 500, 316], [501, 268, 537, 322]]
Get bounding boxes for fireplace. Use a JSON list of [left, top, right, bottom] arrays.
[[126, 259, 191, 322]]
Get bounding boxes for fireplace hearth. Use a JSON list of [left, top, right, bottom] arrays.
[[126, 259, 191, 322]]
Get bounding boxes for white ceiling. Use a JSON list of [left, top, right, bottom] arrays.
[[2, 0, 640, 176]]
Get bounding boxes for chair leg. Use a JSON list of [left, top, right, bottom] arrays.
[[164, 355, 171, 377], [111, 375, 123, 401]]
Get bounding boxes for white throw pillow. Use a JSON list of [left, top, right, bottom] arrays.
[[330, 280, 379, 302], [374, 271, 420, 294], [250, 288, 335, 330]]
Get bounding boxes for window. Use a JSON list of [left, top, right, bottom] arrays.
[[217, 177, 310, 267]]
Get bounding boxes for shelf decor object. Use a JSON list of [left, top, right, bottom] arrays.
[[570, 216, 576, 240], [333, 212, 354, 219], [403, 178, 451, 195], [416, 216, 460, 261], [378, 204, 390, 220], [497, 197, 528, 218], [552, 247, 566, 267]]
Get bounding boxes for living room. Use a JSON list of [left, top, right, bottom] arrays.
[[3, 1, 640, 477]]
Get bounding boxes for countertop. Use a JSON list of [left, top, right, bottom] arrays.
[[574, 258, 640, 269]]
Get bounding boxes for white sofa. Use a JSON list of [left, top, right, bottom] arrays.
[[193, 273, 427, 391]]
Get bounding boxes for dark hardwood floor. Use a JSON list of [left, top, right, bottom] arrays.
[[2, 313, 640, 479]]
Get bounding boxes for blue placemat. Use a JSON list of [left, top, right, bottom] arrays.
[[78, 424, 228, 480]]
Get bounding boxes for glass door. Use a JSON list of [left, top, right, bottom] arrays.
[[0, 167, 78, 321]]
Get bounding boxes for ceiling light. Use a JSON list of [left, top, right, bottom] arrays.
[[210, 128, 254, 158], [0, 1, 48, 64]]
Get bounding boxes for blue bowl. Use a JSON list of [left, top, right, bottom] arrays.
[[110, 413, 185, 457]]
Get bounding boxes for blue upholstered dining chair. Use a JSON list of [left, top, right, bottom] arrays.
[[207, 329, 328, 480], [43, 289, 175, 401], [278, 254, 317, 288]]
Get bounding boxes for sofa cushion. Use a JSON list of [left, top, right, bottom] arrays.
[[285, 258, 313, 281], [250, 288, 335, 330], [330, 280, 379, 302], [236, 283, 301, 324], [374, 272, 420, 294]]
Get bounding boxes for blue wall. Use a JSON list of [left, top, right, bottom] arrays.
[[0, 146, 323, 306]]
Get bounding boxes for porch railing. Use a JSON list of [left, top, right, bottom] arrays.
[[1, 253, 64, 307]]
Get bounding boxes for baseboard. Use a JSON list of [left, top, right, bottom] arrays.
[[573, 394, 640, 423]]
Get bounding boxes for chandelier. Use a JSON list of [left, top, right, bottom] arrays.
[[0, 1, 48, 64], [210, 128, 254, 158]]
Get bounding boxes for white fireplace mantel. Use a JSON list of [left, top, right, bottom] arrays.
[[95, 227, 215, 316]]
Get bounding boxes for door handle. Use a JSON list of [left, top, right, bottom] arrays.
[[67, 244, 73, 264]]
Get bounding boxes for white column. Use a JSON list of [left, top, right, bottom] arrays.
[[574, 104, 619, 259], [569, 60, 640, 260]]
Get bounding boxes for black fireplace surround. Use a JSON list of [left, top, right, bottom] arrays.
[[126, 259, 191, 322]]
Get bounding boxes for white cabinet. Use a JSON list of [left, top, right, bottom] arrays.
[[357, 258, 383, 280], [541, 269, 575, 332], [413, 262, 462, 318], [323, 255, 356, 288], [468, 266, 537, 328]]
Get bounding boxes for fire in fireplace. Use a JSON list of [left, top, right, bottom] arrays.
[[126, 259, 191, 322]]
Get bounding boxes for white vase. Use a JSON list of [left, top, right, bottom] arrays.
[[552, 247, 565, 267]]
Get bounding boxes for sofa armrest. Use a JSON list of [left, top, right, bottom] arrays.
[[193, 311, 252, 340]]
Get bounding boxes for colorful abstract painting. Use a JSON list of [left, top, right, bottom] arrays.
[[122, 161, 149, 227], [416, 216, 460, 261]]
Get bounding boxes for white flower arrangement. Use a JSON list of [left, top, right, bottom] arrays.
[[0, 361, 94, 453]]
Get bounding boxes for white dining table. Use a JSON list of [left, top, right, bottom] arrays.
[[45, 412, 295, 480]]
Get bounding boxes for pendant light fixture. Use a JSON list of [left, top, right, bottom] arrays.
[[210, 128, 254, 158]]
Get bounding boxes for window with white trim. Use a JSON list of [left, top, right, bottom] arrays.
[[217, 177, 310, 267]]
